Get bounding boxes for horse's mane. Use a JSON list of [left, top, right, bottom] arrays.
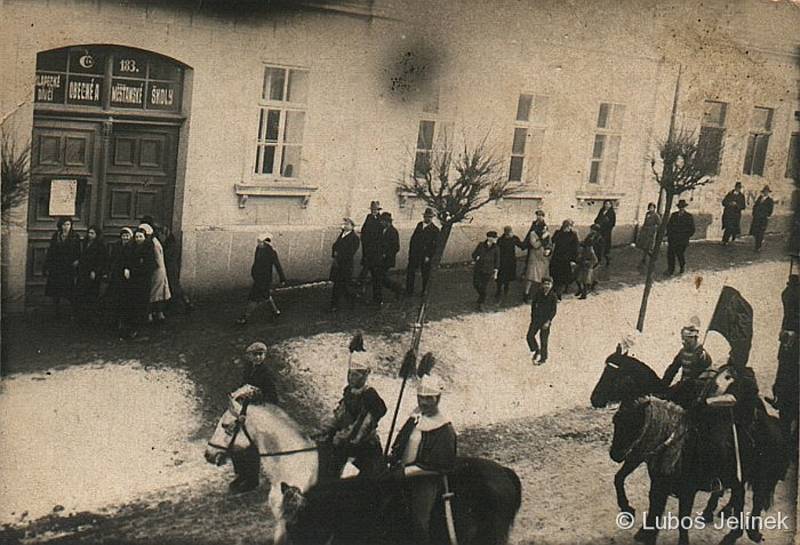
[[635, 396, 689, 475], [607, 352, 661, 385], [247, 404, 308, 438]]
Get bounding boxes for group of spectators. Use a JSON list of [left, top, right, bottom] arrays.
[[43, 216, 192, 338]]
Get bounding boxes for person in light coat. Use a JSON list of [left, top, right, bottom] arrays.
[[522, 210, 550, 302], [139, 222, 171, 323]]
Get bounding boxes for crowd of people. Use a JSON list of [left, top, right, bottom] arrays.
[[43, 216, 193, 338]]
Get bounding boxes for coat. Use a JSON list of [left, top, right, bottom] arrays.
[[162, 234, 184, 298], [106, 241, 134, 309], [575, 242, 598, 284], [594, 207, 616, 243], [130, 240, 157, 317], [530, 286, 558, 327], [76, 239, 108, 300], [408, 222, 439, 264], [149, 237, 171, 303], [472, 241, 499, 276], [380, 225, 400, 269], [523, 223, 550, 283], [331, 231, 360, 281], [250, 244, 286, 287], [496, 235, 523, 282], [360, 213, 383, 267], [389, 414, 457, 472], [44, 231, 81, 298], [667, 211, 695, 245], [722, 190, 746, 234], [549, 229, 578, 286], [749, 195, 774, 236], [636, 210, 662, 253], [240, 361, 280, 405]]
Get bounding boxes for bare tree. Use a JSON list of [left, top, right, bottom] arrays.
[[636, 127, 721, 331], [1, 132, 31, 219]]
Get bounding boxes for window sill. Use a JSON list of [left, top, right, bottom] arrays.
[[575, 188, 626, 205], [502, 190, 548, 201], [234, 183, 319, 209]]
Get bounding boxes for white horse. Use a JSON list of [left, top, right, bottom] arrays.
[[204, 396, 319, 544]]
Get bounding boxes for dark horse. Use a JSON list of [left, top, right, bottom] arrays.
[[276, 456, 522, 545]]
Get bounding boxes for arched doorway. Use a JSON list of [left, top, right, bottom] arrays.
[[27, 45, 189, 303]]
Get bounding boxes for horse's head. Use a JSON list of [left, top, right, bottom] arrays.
[[204, 396, 253, 466], [609, 398, 649, 463], [591, 351, 662, 408]]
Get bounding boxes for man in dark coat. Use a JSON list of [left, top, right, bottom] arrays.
[[721, 182, 746, 244], [374, 212, 402, 305], [237, 233, 287, 325], [358, 201, 384, 292], [471, 231, 500, 309], [594, 200, 616, 265], [228, 341, 281, 494], [330, 218, 360, 311], [749, 185, 774, 251], [406, 208, 440, 296], [527, 276, 558, 365], [495, 226, 523, 298], [666, 199, 695, 275], [549, 219, 579, 299], [44, 217, 82, 316]]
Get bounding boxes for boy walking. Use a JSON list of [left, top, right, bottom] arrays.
[[236, 233, 286, 325], [527, 277, 558, 364], [471, 231, 500, 310]]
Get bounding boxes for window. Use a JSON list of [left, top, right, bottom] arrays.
[[786, 113, 800, 180], [588, 102, 624, 185], [254, 66, 309, 178], [508, 94, 549, 183], [414, 120, 437, 177], [742, 106, 773, 177], [697, 100, 727, 175]]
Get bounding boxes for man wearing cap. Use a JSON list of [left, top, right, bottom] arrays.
[[471, 231, 500, 310], [527, 276, 558, 364], [376, 211, 402, 305], [389, 373, 457, 545], [315, 350, 387, 482], [330, 218, 361, 311], [721, 182, 746, 245], [358, 201, 384, 295], [749, 185, 774, 251], [662, 319, 713, 395], [665, 199, 695, 276], [236, 233, 286, 325], [228, 341, 281, 494], [406, 208, 440, 296]]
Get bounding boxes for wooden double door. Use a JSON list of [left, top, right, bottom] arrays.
[[26, 117, 179, 301]]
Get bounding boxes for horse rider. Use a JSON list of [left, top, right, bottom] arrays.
[[662, 318, 713, 406], [388, 373, 458, 545], [315, 350, 387, 482], [229, 341, 281, 494]]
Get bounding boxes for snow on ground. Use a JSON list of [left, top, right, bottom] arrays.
[[277, 261, 786, 440], [0, 362, 219, 525]]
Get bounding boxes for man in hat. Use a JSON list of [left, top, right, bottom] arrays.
[[389, 373, 457, 545], [406, 208, 440, 296], [330, 218, 361, 312], [358, 201, 384, 295], [662, 319, 713, 400], [376, 211, 402, 305], [665, 199, 695, 275], [721, 182, 746, 245], [471, 231, 500, 310], [228, 341, 281, 494], [315, 350, 387, 482], [527, 276, 558, 364], [749, 185, 774, 251], [236, 232, 286, 325]]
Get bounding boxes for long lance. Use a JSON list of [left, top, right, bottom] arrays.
[[383, 300, 427, 457]]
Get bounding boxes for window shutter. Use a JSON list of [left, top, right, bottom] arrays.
[[531, 95, 550, 126], [610, 104, 626, 130], [602, 135, 621, 186], [525, 128, 546, 185]]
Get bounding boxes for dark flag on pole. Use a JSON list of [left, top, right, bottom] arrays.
[[707, 286, 754, 368]]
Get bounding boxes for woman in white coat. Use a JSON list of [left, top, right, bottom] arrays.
[[139, 222, 171, 323], [522, 210, 551, 302]]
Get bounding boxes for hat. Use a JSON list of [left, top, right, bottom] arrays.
[[246, 341, 268, 354], [423, 207, 435, 217], [762, 185, 771, 193], [370, 200, 382, 210], [342, 217, 355, 227], [486, 230, 498, 238], [138, 223, 154, 236], [380, 211, 393, 221], [681, 316, 701, 337], [349, 350, 371, 371], [417, 374, 444, 397], [677, 199, 689, 209], [258, 232, 274, 243], [120, 227, 134, 236]]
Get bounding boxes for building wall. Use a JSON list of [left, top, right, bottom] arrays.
[[2, 0, 798, 306]]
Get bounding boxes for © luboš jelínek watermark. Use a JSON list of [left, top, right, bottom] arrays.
[[616, 511, 790, 532]]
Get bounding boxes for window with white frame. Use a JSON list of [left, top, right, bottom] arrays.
[[508, 94, 549, 183], [588, 102, 625, 185], [413, 86, 449, 178], [254, 65, 309, 178], [743, 106, 773, 176], [697, 100, 727, 175]]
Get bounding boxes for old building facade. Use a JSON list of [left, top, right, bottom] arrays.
[[2, 0, 798, 310]]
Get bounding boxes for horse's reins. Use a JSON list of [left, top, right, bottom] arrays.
[[207, 400, 319, 458]]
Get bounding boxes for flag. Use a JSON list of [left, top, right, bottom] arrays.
[[707, 286, 753, 368]]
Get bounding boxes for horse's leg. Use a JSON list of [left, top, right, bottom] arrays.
[[701, 490, 725, 523], [677, 487, 697, 545], [746, 485, 767, 543], [719, 482, 745, 545], [615, 459, 639, 517], [635, 479, 667, 545]]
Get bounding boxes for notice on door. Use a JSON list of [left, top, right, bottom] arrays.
[[49, 179, 78, 216]]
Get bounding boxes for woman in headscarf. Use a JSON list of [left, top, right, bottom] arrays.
[[549, 219, 579, 300], [636, 202, 661, 269], [139, 222, 171, 323], [76, 224, 108, 321], [44, 217, 82, 317], [129, 228, 157, 336]]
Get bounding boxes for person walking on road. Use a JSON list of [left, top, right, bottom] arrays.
[[471, 231, 500, 310], [406, 208, 439, 296], [749, 185, 774, 251], [527, 276, 558, 365], [666, 199, 695, 276], [330, 218, 360, 312], [236, 233, 287, 325], [721, 182, 746, 245]]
